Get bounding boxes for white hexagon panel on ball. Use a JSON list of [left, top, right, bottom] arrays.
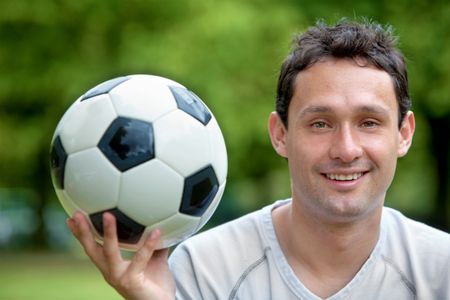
[[52, 97, 82, 142], [147, 212, 200, 249], [64, 147, 121, 214], [58, 94, 118, 154], [154, 109, 212, 177], [117, 158, 185, 226], [109, 75, 180, 123]]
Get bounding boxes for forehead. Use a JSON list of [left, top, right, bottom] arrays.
[[290, 58, 398, 116]]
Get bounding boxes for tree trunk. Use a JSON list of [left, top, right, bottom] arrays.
[[30, 145, 52, 249], [426, 114, 450, 231]]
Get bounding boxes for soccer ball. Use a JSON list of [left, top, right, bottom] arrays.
[[49, 75, 227, 250]]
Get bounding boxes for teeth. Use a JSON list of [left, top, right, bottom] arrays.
[[326, 173, 363, 181]]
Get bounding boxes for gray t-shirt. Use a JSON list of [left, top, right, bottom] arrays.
[[169, 200, 450, 299]]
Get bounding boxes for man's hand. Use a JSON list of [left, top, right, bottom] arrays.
[[67, 212, 175, 300]]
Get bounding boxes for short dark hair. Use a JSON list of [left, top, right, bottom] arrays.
[[276, 19, 411, 128]]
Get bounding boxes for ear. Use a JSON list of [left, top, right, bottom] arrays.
[[397, 111, 415, 157], [268, 112, 288, 158]]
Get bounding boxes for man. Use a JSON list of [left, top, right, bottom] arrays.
[[67, 19, 450, 299]]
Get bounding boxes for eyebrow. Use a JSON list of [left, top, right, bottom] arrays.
[[299, 104, 390, 118], [299, 106, 332, 117]]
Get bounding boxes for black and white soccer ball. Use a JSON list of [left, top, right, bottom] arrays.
[[50, 75, 227, 250]]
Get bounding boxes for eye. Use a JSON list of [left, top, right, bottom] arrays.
[[311, 121, 329, 129], [361, 120, 379, 128], [310, 121, 330, 129]]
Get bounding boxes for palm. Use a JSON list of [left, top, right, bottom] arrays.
[[123, 250, 175, 300]]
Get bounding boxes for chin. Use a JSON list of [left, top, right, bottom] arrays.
[[317, 198, 380, 223]]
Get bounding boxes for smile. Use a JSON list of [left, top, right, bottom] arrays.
[[325, 173, 363, 181]]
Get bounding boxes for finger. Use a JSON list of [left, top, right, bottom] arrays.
[[152, 248, 170, 263], [71, 212, 104, 266], [67, 218, 76, 235], [127, 229, 161, 276], [102, 212, 123, 268]]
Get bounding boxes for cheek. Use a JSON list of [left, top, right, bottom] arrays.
[[287, 137, 328, 170], [366, 142, 398, 191], [361, 136, 398, 168]]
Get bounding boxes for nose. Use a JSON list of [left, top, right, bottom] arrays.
[[329, 125, 363, 163]]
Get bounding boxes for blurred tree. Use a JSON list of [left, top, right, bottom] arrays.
[[0, 0, 449, 249], [383, 0, 450, 229]]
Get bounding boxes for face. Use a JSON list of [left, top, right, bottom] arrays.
[[269, 58, 415, 223]]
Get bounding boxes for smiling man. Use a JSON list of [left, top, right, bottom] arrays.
[[268, 57, 416, 298], [68, 19, 450, 300]]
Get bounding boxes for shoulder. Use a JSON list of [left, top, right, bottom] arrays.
[[382, 207, 450, 251], [170, 206, 266, 267], [168, 205, 271, 298], [380, 207, 450, 295]]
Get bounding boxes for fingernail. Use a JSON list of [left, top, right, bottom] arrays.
[[66, 218, 74, 232], [103, 212, 110, 225], [73, 214, 80, 225], [151, 229, 160, 239]]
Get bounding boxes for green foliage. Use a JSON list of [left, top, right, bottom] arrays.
[[0, 0, 449, 252]]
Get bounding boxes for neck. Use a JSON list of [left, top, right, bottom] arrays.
[[272, 200, 382, 298]]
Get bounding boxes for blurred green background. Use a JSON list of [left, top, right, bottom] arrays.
[[1, 0, 450, 299]]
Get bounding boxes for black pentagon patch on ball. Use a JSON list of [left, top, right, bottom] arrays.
[[81, 76, 130, 101], [98, 117, 155, 172], [180, 165, 219, 217], [89, 208, 145, 244], [50, 136, 67, 189], [169, 86, 212, 125]]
